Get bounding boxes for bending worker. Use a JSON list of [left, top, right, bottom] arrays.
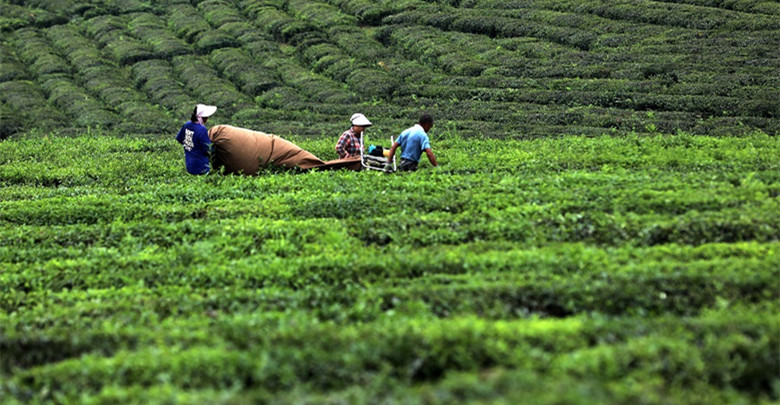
[[335, 113, 372, 159], [387, 113, 438, 171], [176, 104, 217, 175]]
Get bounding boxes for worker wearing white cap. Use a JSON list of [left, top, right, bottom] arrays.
[[176, 104, 217, 175], [335, 113, 372, 159]]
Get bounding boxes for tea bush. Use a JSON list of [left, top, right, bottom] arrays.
[[1, 0, 779, 401], [166, 3, 213, 43], [198, 0, 246, 28], [128, 12, 191, 58], [2, 0, 777, 137], [172, 54, 253, 115], [211, 47, 279, 96], [287, 0, 358, 29], [0, 133, 778, 402]]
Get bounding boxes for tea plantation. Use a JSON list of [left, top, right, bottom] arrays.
[[1, 0, 779, 404]]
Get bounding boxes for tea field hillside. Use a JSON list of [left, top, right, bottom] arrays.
[[0, 0, 778, 138], [1, 0, 779, 404]]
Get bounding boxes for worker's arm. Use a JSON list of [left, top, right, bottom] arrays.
[[424, 148, 438, 167], [387, 142, 400, 162], [335, 133, 350, 158]]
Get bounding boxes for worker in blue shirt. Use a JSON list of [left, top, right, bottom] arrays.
[[176, 104, 217, 175], [386, 113, 438, 171]]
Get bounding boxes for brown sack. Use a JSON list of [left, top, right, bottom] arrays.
[[208, 125, 327, 175], [318, 157, 363, 171]]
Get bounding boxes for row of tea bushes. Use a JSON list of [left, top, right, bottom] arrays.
[[1, 133, 776, 234], [2, 242, 777, 348], [319, 0, 397, 25], [483, 0, 780, 30], [8, 28, 131, 130], [128, 12, 191, 58], [3, 277, 777, 402], [385, 6, 600, 50], [292, 29, 400, 98], [1, 133, 777, 402], [130, 59, 196, 119], [197, 0, 246, 28], [84, 14, 157, 65], [167, 3, 238, 53], [287, 0, 358, 29], [173, 54, 254, 117], [660, 0, 780, 15], [382, 7, 776, 77], [0, 42, 28, 82], [0, 80, 67, 135], [415, 84, 777, 119], [259, 53, 358, 104], [14, 0, 158, 19], [0, 3, 65, 31], [2, 222, 776, 314], [210, 47, 279, 96], [11, 28, 71, 77], [45, 24, 173, 133], [1, 0, 777, 137]]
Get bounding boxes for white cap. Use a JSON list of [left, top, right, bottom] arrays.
[[196, 104, 217, 118], [350, 113, 372, 127]]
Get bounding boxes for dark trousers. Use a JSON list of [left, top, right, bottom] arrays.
[[399, 159, 418, 171]]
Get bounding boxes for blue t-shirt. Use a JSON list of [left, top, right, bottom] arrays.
[[176, 121, 212, 175], [396, 124, 431, 163]]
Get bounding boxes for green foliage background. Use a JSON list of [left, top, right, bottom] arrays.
[[1, 0, 779, 403]]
